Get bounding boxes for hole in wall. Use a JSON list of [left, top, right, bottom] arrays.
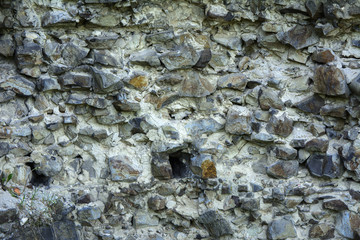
[[25, 162, 51, 186], [168, 151, 193, 178]]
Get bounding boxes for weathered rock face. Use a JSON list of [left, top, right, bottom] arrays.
[[1, 0, 360, 239]]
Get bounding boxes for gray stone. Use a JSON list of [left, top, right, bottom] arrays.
[[151, 153, 172, 180], [62, 43, 89, 67], [0, 142, 9, 158], [129, 49, 161, 67], [46, 121, 62, 131], [84, 0, 120, 3], [179, 71, 216, 97], [307, 154, 343, 178], [15, 42, 42, 69], [77, 205, 102, 221], [225, 105, 252, 135], [313, 66, 348, 96], [96, 114, 126, 125], [0, 90, 15, 103], [266, 113, 293, 138], [194, 48, 212, 68], [217, 73, 248, 91], [91, 67, 125, 93], [294, 94, 325, 114], [335, 211, 360, 239], [305, 138, 329, 153], [133, 211, 159, 228], [85, 97, 108, 109], [267, 218, 297, 240], [79, 127, 108, 141], [212, 33, 242, 51], [0, 190, 19, 224], [206, 4, 229, 18], [31, 125, 50, 143], [92, 49, 121, 67], [0, 75, 36, 96], [109, 155, 142, 182], [272, 146, 297, 160], [113, 99, 141, 112], [63, 115, 78, 125], [305, 0, 323, 19], [86, 35, 119, 49], [259, 87, 284, 111], [185, 118, 224, 136], [148, 195, 166, 211], [0, 35, 14, 57], [66, 93, 87, 105], [320, 105, 347, 119], [349, 74, 360, 96], [35, 154, 63, 177], [42, 10, 76, 27], [277, 25, 319, 49], [146, 31, 175, 43], [266, 160, 299, 179], [61, 71, 93, 89], [198, 210, 233, 238], [250, 132, 275, 143], [43, 40, 62, 62], [37, 77, 61, 91], [159, 44, 200, 71], [190, 154, 213, 177]]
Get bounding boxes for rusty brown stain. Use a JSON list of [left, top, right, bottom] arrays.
[[201, 160, 217, 179], [129, 75, 148, 89]]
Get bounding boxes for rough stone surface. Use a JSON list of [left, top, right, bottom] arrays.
[[313, 65, 348, 96], [267, 217, 297, 240], [1, 1, 360, 239]]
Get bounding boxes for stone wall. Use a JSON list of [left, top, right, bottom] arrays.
[[1, 0, 360, 239]]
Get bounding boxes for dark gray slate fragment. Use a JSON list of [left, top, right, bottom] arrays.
[[0, 35, 15, 57], [305, 138, 329, 153], [185, 118, 224, 136], [42, 10, 76, 27], [258, 87, 284, 111], [37, 77, 61, 91], [0, 75, 35, 96], [151, 153, 172, 180], [91, 67, 125, 93], [129, 49, 161, 67], [179, 71, 216, 97], [62, 43, 89, 67], [86, 35, 119, 49], [277, 25, 319, 49], [198, 210, 233, 238], [273, 146, 297, 160], [148, 195, 166, 211], [218, 72, 248, 91], [266, 160, 299, 179], [194, 48, 212, 68], [0, 90, 15, 103], [92, 49, 121, 67], [15, 42, 42, 68], [160, 44, 200, 71], [323, 199, 348, 211], [294, 94, 325, 114], [309, 223, 335, 239], [267, 217, 297, 240], [307, 154, 343, 178], [320, 104, 347, 118], [335, 211, 360, 239]]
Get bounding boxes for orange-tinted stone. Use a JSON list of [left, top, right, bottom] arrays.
[[201, 160, 217, 179], [129, 76, 148, 90]]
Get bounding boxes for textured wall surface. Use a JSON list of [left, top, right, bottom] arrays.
[[1, 0, 360, 239]]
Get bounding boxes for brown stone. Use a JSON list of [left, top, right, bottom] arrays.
[[320, 105, 347, 119], [148, 195, 166, 211], [305, 138, 329, 153], [129, 75, 148, 90], [266, 113, 293, 137], [201, 160, 217, 179], [309, 223, 335, 239], [313, 65, 348, 96], [0, 127, 12, 138], [277, 25, 319, 49], [312, 49, 335, 63], [294, 94, 325, 114], [323, 199, 348, 211], [266, 160, 299, 179]]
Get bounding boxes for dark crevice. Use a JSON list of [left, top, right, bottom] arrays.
[[25, 162, 51, 186], [168, 151, 193, 178]]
